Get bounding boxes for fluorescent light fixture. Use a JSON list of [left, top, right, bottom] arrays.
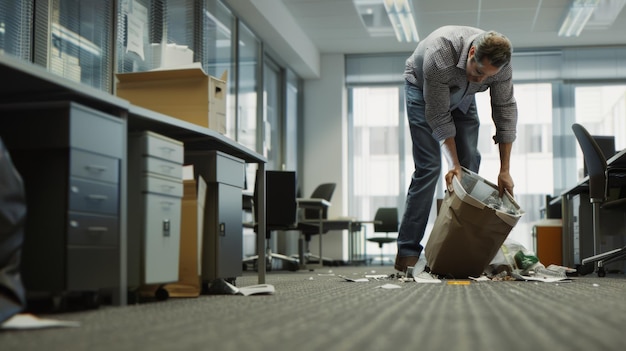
[[383, 0, 419, 42], [558, 0, 600, 37], [354, 0, 396, 38], [585, 0, 626, 30]]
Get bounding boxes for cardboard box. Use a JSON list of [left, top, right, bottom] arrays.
[[162, 167, 207, 297], [116, 64, 227, 134]]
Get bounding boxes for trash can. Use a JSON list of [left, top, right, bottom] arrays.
[[425, 168, 524, 278]]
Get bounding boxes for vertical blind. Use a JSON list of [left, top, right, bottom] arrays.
[[0, 0, 33, 61]]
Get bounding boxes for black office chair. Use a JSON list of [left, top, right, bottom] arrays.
[[242, 170, 300, 271], [572, 123, 626, 277], [367, 207, 399, 266], [296, 183, 336, 266]]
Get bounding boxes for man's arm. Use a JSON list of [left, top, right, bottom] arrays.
[[442, 137, 462, 192], [490, 65, 517, 197], [497, 142, 514, 197]]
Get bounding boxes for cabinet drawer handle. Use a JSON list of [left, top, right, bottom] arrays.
[[160, 185, 175, 192], [159, 164, 175, 173], [87, 194, 108, 201], [158, 146, 176, 157], [87, 226, 109, 233], [85, 165, 107, 173]]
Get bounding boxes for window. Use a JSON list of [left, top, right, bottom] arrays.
[[203, 0, 236, 139], [263, 58, 283, 171], [349, 86, 404, 259], [38, 0, 113, 91], [237, 21, 261, 188], [476, 83, 553, 249], [574, 84, 626, 180], [0, 0, 33, 61]]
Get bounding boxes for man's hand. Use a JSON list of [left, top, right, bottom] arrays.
[[497, 170, 514, 197], [444, 166, 463, 192], [442, 138, 462, 192]]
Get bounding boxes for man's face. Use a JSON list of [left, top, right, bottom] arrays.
[[466, 47, 501, 83]]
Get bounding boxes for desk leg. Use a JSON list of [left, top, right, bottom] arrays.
[[298, 234, 306, 270], [257, 164, 266, 284], [561, 194, 571, 267], [362, 225, 368, 265], [318, 208, 324, 269], [348, 223, 353, 265]]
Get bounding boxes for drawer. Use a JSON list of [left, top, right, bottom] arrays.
[[185, 150, 244, 188], [68, 212, 119, 247], [0, 101, 123, 157], [69, 103, 124, 158], [131, 131, 183, 163], [71, 149, 120, 184], [142, 174, 183, 197], [143, 156, 183, 180], [69, 178, 119, 215], [142, 192, 182, 284], [67, 246, 119, 290]]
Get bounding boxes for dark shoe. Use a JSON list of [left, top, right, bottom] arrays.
[[394, 255, 419, 272]]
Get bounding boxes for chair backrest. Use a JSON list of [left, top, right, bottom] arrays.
[[572, 123, 608, 202], [373, 207, 399, 233], [303, 183, 336, 220], [254, 170, 298, 230]]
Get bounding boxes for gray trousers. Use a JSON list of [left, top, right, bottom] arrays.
[[397, 81, 481, 258]]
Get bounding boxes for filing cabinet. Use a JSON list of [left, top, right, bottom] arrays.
[[127, 131, 184, 289], [0, 101, 123, 298], [185, 150, 244, 285]]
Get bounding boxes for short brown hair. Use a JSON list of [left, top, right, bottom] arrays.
[[473, 31, 512, 68]]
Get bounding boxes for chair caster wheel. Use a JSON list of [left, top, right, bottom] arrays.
[[576, 263, 594, 276], [155, 287, 169, 301], [597, 267, 606, 277]]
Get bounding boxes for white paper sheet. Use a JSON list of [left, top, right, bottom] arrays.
[[1, 314, 80, 330]]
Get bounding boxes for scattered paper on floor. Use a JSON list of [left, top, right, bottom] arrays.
[[377, 283, 402, 289], [1, 313, 80, 330], [338, 275, 369, 282]]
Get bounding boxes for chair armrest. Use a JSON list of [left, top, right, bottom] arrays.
[[296, 198, 331, 209]]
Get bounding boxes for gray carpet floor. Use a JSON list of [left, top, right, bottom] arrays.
[[1, 265, 626, 351]]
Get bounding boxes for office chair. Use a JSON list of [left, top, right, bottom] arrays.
[[366, 207, 399, 266], [296, 183, 337, 266], [242, 170, 300, 272], [572, 123, 626, 277]]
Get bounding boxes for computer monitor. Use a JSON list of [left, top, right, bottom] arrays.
[[583, 135, 616, 176]]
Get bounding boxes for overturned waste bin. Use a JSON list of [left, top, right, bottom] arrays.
[[425, 168, 523, 278]]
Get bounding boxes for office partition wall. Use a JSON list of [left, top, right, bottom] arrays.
[[34, 0, 114, 91], [0, 0, 33, 61]]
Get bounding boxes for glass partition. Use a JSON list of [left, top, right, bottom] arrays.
[[237, 21, 261, 187], [34, 0, 113, 91], [202, 0, 236, 138], [117, 0, 198, 73], [0, 0, 33, 61]]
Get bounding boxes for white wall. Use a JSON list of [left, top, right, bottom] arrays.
[[301, 54, 348, 260]]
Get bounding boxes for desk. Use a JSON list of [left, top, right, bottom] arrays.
[[317, 219, 382, 265], [0, 55, 268, 304], [555, 148, 626, 267], [127, 106, 267, 284], [297, 216, 381, 266]]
